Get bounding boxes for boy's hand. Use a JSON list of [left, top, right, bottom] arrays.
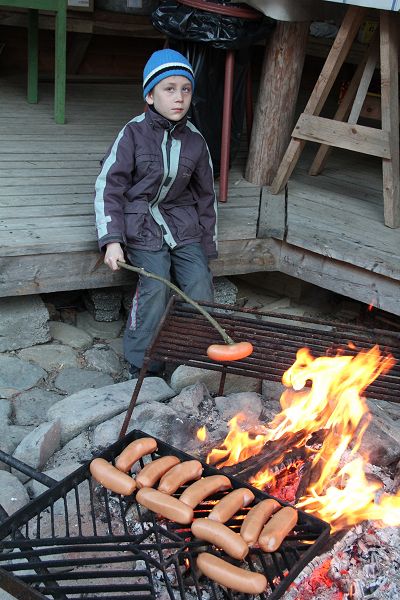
[[104, 242, 125, 271]]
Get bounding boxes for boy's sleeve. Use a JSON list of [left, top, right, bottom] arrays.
[[94, 124, 135, 250], [192, 142, 218, 259]]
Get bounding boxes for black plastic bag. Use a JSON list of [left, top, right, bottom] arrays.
[[151, 0, 275, 50]]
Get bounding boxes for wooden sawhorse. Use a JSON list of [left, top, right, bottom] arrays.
[[270, 7, 399, 229], [0, 0, 67, 124]]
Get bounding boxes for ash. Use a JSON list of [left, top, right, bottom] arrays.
[[283, 523, 400, 600]]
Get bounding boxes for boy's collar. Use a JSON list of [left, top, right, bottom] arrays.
[[146, 104, 188, 129]]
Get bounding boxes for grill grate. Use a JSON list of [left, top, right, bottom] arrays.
[[149, 298, 400, 398], [0, 431, 330, 600], [120, 297, 400, 437]]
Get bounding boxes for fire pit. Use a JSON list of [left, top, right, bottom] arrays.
[[0, 431, 330, 600]]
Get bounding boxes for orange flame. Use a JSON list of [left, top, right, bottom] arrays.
[[205, 345, 399, 531], [196, 425, 207, 442]]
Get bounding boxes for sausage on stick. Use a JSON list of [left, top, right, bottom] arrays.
[[258, 506, 298, 552], [158, 460, 203, 494], [240, 498, 281, 545], [208, 488, 255, 523], [196, 552, 267, 595], [179, 475, 232, 508], [191, 518, 248, 561]]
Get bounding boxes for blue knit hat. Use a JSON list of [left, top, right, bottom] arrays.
[[143, 49, 195, 99]]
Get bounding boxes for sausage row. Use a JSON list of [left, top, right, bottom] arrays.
[[89, 436, 299, 595]]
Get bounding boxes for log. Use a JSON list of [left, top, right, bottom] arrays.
[[245, 20, 309, 186]]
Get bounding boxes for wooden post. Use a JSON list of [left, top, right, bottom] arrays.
[[245, 21, 309, 186], [380, 11, 399, 229]]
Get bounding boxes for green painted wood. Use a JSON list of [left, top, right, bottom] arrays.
[[0, 0, 67, 123], [27, 9, 38, 104]]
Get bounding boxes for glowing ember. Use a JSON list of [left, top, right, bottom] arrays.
[[203, 345, 400, 532]]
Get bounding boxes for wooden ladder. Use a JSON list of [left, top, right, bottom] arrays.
[[270, 6, 399, 229]]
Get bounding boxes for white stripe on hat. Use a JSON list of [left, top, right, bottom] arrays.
[[143, 61, 194, 88]]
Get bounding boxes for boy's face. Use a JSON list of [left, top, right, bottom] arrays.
[[146, 76, 192, 122]]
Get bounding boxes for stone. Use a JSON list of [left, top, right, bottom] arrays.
[[84, 287, 123, 321], [214, 391, 264, 422], [47, 378, 175, 444], [0, 295, 50, 352], [54, 367, 114, 395], [0, 399, 11, 425], [76, 311, 124, 339], [0, 436, 12, 472], [0, 471, 29, 516], [106, 337, 124, 357], [262, 378, 286, 404], [168, 382, 211, 417], [3, 425, 35, 454], [170, 365, 259, 395], [18, 344, 79, 372], [213, 276, 238, 305], [358, 418, 400, 467], [49, 320, 93, 349], [83, 345, 123, 375], [13, 388, 64, 426], [128, 401, 200, 449], [12, 420, 61, 482], [49, 431, 92, 469], [27, 462, 83, 503], [0, 355, 46, 398], [92, 413, 126, 449]]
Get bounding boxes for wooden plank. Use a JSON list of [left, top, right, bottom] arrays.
[[347, 36, 379, 123], [380, 12, 400, 228], [0, 204, 93, 218], [294, 114, 390, 158], [0, 193, 95, 207], [257, 186, 286, 240], [0, 239, 277, 297], [277, 240, 400, 317], [286, 194, 400, 280], [270, 6, 366, 194], [309, 35, 378, 176]]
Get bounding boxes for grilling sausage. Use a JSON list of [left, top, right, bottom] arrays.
[[90, 458, 136, 496], [191, 518, 249, 561], [136, 455, 181, 489], [115, 437, 158, 473], [158, 460, 203, 494], [136, 487, 194, 525], [208, 488, 255, 523], [196, 552, 267, 595], [240, 498, 281, 546], [207, 342, 253, 362], [258, 506, 298, 552], [179, 475, 232, 508]]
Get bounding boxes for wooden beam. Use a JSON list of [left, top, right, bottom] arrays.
[[276, 240, 400, 317], [294, 114, 390, 159], [0, 239, 278, 297], [245, 21, 309, 186], [380, 11, 400, 228], [257, 186, 286, 240], [271, 6, 366, 194]]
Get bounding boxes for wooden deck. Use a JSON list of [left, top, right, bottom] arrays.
[[1, 76, 399, 315]]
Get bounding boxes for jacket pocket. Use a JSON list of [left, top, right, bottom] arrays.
[[124, 200, 149, 242]]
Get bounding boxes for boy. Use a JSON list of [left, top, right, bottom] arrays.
[[94, 49, 217, 379]]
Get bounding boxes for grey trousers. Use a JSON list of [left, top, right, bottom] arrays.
[[123, 243, 214, 369]]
